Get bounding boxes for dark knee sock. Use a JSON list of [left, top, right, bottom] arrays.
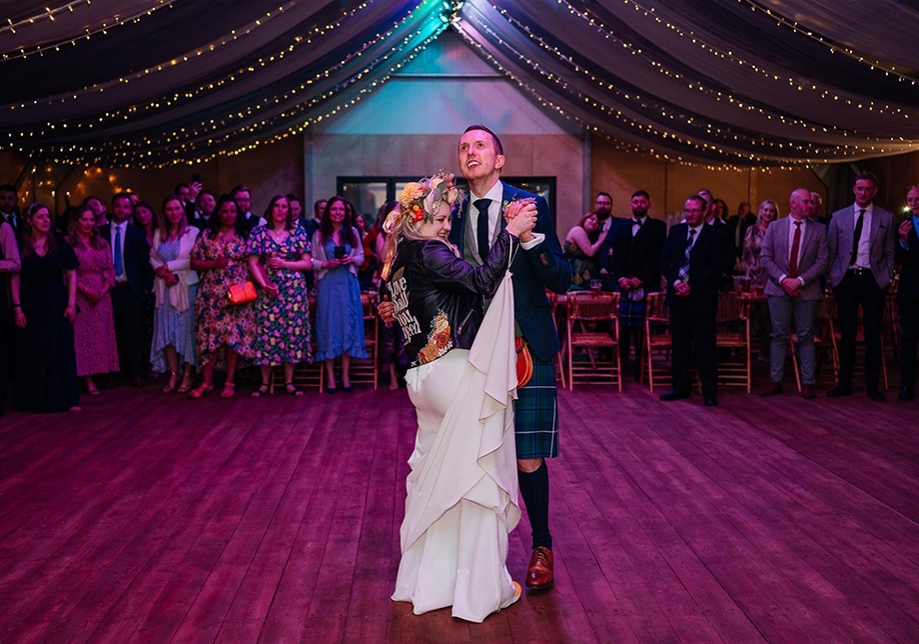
[[518, 461, 551, 550]]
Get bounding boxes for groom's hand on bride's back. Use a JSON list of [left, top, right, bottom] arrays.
[[378, 296, 395, 323]]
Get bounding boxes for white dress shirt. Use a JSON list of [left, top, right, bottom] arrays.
[[631, 216, 645, 237], [110, 220, 129, 282], [851, 203, 873, 269], [469, 180, 544, 253]]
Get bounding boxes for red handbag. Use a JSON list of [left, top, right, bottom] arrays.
[[227, 281, 257, 304]]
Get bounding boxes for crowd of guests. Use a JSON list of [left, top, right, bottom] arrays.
[[1, 169, 918, 415], [564, 172, 916, 405], [0, 181, 412, 416]]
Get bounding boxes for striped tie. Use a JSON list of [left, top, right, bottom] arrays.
[[677, 228, 696, 283]]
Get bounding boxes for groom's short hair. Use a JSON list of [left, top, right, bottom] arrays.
[[463, 124, 504, 156]]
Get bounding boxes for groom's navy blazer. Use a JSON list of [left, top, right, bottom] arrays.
[[449, 182, 571, 362]]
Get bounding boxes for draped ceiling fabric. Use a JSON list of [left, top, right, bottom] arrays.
[[2, 0, 919, 169]]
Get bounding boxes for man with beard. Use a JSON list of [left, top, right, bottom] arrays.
[[0, 185, 19, 231], [610, 191, 666, 380]]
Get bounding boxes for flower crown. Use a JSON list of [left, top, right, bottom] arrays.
[[388, 171, 464, 231]]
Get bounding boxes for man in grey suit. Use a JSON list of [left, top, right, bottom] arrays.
[[759, 189, 829, 399], [826, 171, 896, 401]]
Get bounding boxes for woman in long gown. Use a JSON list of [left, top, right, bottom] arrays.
[[11, 203, 80, 412], [384, 173, 537, 622]]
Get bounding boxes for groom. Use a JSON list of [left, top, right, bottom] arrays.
[[455, 125, 570, 589]]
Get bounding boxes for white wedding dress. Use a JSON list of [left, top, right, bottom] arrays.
[[392, 271, 521, 622]]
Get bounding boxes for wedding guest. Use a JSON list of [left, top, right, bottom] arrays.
[[743, 199, 780, 356], [896, 185, 919, 401], [0, 219, 21, 417], [566, 213, 609, 289], [175, 183, 191, 206], [150, 195, 199, 393], [826, 171, 896, 401], [727, 201, 756, 270], [0, 185, 20, 230], [189, 195, 256, 399], [83, 196, 108, 227], [299, 198, 326, 240], [231, 185, 265, 234], [68, 205, 120, 395], [743, 200, 780, 290], [188, 190, 216, 230], [134, 201, 159, 348], [100, 193, 152, 386], [246, 195, 313, 397], [11, 204, 80, 412], [312, 196, 367, 393], [357, 212, 380, 291], [287, 194, 303, 223], [371, 201, 407, 388]]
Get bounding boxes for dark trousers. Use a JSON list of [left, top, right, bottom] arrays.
[[670, 304, 718, 396], [111, 283, 147, 379], [0, 310, 7, 416], [834, 270, 885, 389], [619, 327, 643, 377], [899, 300, 919, 389]]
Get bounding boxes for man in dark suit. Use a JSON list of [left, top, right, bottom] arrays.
[[896, 185, 919, 401], [100, 193, 153, 386], [0, 220, 20, 417], [726, 202, 756, 270], [611, 190, 666, 379], [826, 171, 896, 401], [231, 185, 266, 234], [453, 125, 570, 591], [659, 195, 725, 406], [0, 185, 20, 231], [759, 189, 829, 399]]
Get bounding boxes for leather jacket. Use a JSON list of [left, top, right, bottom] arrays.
[[385, 230, 515, 368]]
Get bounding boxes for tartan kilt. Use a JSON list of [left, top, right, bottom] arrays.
[[514, 358, 559, 459], [619, 295, 646, 328]]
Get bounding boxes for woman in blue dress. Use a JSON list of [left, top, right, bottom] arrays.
[[311, 196, 367, 393], [150, 195, 199, 393]]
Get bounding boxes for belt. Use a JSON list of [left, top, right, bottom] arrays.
[[114, 281, 132, 287], [847, 267, 871, 276]]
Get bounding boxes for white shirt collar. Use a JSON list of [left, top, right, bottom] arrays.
[[853, 202, 873, 215], [471, 180, 504, 204], [113, 219, 128, 230], [688, 223, 704, 235]]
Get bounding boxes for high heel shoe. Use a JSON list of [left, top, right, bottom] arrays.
[[188, 383, 214, 399], [162, 371, 178, 393]]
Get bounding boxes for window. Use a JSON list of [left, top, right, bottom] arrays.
[[337, 176, 558, 227]]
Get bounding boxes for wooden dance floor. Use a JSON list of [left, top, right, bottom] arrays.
[[1, 381, 918, 643]]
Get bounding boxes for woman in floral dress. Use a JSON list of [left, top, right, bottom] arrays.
[[188, 194, 256, 399], [68, 205, 120, 395], [246, 195, 313, 397]]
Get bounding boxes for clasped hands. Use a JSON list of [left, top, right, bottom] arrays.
[[503, 198, 537, 241], [155, 264, 179, 287], [619, 277, 642, 291], [781, 277, 801, 297]]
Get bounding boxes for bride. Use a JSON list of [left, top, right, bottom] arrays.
[[383, 171, 537, 622]]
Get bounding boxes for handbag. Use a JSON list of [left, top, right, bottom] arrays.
[[227, 281, 257, 304], [516, 337, 533, 388]]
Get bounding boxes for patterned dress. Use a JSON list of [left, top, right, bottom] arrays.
[[73, 240, 120, 376], [192, 232, 257, 365], [315, 238, 368, 362], [564, 240, 596, 290], [246, 226, 312, 366], [150, 238, 198, 372]]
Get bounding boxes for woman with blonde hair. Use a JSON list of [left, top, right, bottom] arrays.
[[385, 172, 537, 622]]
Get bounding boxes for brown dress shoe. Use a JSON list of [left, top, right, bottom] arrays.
[[526, 546, 554, 590], [801, 385, 816, 399], [759, 382, 783, 396]]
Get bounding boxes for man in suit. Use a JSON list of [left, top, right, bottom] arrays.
[[758, 189, 829, 399], [659, 195, 725, 406], [231, 185, 266, 234], [454, 124, 570, 591], [826, 171, 896, 401], [896, 185, 919, 401], [0, 220, 20, 417], [727, 202, 756, 269], [0, 185, 19, 231], [611, 190, 666, 380], [100, 193, 153, 387], [381, 125, 571, 589], [809, 191, 831, 227], [83, 196, 108, 227]]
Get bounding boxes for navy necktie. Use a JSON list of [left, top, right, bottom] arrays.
[[475, 199, 491, 259]]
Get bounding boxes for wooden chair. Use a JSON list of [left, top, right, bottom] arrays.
[[714, 292, 751, 393], [271, 293, 323, 393], [566, 291, 622, 391], [546, 290, 566, 389], [790, 294, 839, 391], [641, 292, 672, 393], [348, 291, 379, 389]]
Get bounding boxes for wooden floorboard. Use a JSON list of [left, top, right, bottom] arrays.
[[0, 372, 918, 644]]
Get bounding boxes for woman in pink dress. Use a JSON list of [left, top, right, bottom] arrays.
[[68, 205, 120, 394]]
